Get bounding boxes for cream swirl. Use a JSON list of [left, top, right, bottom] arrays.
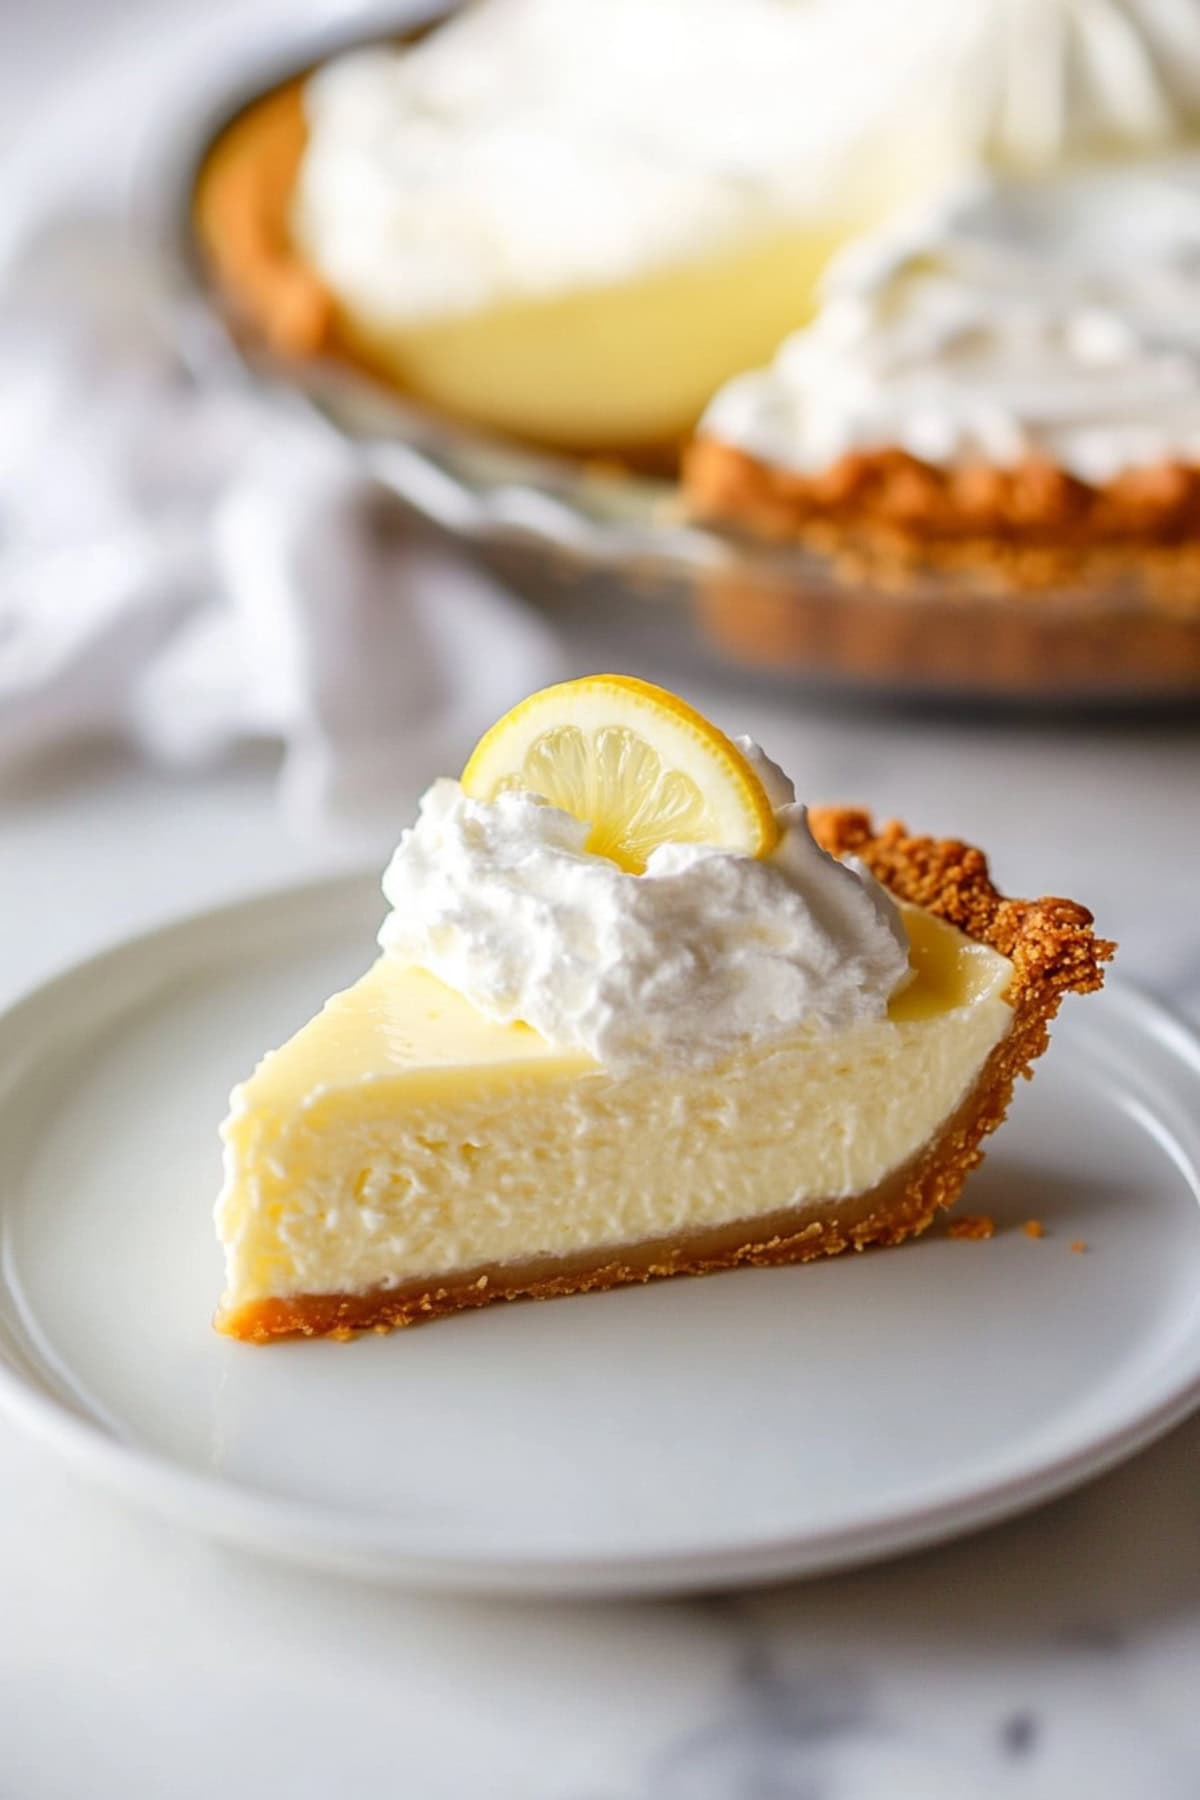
[[378, 744, 910, 1071], [701, 160, 1200, 485], [924, 0, 1200, 168]]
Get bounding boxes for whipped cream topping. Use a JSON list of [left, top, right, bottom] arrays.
[[702, 160, 1200, 485], [293, 0, 1200, 329], [924, 0, 1200, 168], [378, 743, 910, 1071]]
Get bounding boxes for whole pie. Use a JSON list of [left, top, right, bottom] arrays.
[[214, 676, 1113, 1341], [196, 0, 1200, 471], [193, 0, 1200, 701]]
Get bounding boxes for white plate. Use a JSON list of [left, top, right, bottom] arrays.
[[1, 877, 1198, 1596]]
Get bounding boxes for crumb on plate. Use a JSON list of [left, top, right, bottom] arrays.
[[948, 1214, 996, 1241]]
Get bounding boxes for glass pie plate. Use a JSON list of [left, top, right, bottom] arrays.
[[153, 5, 1200, 708]]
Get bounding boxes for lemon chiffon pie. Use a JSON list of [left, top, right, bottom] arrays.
[[214, 677, 1112, 1341]]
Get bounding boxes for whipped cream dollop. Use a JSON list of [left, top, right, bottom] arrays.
[[294, 0, 1200, 327], [378, 742, 910, 1071], [931, 0, 1200, 168], [702, 160, 1200, 485]]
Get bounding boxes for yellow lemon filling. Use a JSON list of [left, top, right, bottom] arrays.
[[331, 221, 858, 452]]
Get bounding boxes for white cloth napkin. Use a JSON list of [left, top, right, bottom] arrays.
[[0, 208, 562, 837]]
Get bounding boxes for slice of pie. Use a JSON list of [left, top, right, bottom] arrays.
[[214, 676, 1112, 1341]]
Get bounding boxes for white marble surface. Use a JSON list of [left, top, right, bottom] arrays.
[[3, 1, 1200, 1791], [3, 676, 1200, 1798]]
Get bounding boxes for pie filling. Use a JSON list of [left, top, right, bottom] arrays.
[[195, 84, 864, 452], [215, 1046, 1015, 1343], [215, 905, 1014, 1335], [326, 224, 850, 454]]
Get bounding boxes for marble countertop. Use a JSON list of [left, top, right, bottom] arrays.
[[3, 665, 1200, 1799]]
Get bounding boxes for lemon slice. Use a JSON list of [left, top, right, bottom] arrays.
[[461, 674, 778, 873]]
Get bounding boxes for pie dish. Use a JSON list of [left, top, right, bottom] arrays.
[[183, 2, 1200, 702], [214, 677, 1112, 1341]]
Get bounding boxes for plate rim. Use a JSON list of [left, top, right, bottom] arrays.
[[1, 873, 1199, 1596]]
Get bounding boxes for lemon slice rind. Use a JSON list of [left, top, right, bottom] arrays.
[[461, 674, 778, 873]]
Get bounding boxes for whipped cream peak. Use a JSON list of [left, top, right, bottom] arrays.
[[378, 753, 911, 1071]]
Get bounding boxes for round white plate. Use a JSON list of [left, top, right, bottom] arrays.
[[1, 877, 1198, 1596]]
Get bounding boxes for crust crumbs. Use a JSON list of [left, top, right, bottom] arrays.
[[1070, 1239, 1090, 1254], [219, 813, 1114, 1341], [948, 1215, 996, 1241], [1024, 1219, 1046, 1239]]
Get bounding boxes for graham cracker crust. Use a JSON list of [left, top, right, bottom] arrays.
[[194, 82, 334, 363], [686, 438, 1200, 572], [686, 444, 1200, 695], [218, 812, 1114, 1341]]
